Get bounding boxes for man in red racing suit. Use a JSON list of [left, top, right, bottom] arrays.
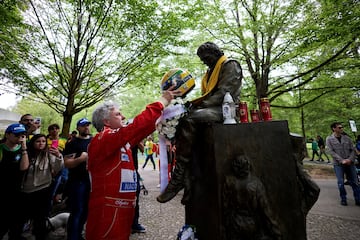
[[86, 89, 178, 240]]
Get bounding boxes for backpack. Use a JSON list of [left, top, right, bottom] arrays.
[[152, 143, 158, 154]]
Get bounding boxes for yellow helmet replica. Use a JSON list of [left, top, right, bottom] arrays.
[[161, 68, 195, 97]]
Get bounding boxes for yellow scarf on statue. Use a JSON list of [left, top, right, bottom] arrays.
[[191, 55, 228, 106]]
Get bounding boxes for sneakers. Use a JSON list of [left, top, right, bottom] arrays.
[[132, 224, 146, 233], [340, 200, 347, 206]]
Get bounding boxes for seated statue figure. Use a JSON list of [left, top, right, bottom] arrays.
[[157, 41, 243, 204]]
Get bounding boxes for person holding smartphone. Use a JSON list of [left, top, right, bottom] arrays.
[[47, 123, 68, 207], [19, 114, 41, 138], [20, 133, 63, 240]]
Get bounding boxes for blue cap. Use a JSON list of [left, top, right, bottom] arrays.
[[5, 123, 27, 134], [77, 118, 91, 126]]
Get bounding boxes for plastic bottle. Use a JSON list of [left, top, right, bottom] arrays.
[[222, 92, 236, 124]]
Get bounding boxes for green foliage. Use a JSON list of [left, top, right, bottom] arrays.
[[0, 0, 28, 75], [1, 0, 204, 136], [0, 0, 23, 26], [303, 87, 360, 140], [2, 0, 360, 141]]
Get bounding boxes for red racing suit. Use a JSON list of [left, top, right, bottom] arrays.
[[86, 102, 164, 240]]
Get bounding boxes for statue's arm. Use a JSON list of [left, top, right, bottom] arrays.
[[199, 60, 242, 108]]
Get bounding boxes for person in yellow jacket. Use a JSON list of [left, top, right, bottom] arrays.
[[142, 136, 156, 170], [46, 123, 68, 205]]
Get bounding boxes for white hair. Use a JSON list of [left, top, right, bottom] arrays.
[[92, 101, 119, 132]]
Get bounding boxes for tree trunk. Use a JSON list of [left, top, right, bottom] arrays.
[[61, 113, 73, 139], [60, 94, 76, 138]]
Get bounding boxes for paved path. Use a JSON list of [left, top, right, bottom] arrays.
[[306, 178, 360, 240], [131, 167, 360, 240], [11, 163, 360, 240]]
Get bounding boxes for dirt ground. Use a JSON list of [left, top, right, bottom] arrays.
[[302, 161, 336, 179]]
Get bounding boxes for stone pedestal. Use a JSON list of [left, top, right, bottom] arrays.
[[185, 121, 318, 240]]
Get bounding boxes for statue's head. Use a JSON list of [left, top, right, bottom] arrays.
[[197, 42, 224, 69], [232, 155, 250, 178]]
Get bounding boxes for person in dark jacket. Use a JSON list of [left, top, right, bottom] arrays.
[[317, 135, 330, 163]]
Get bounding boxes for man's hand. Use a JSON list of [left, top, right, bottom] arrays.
[[19, 135, 27, 147], [341, 159, 352, 165], [49, 147, 61, 158], [64, 152, 87, 168], [161, 86, 182, 106], [27, 122, 40, 134]]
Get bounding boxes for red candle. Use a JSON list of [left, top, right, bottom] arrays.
[[260, 98, 272, 121], [239, 101, 249, 123], [250, 109, 260, 122]]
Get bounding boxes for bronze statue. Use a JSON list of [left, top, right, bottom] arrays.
[[222, 155, 282, 240], [290, 134, 320, 216], [157, 42, 243, 204]]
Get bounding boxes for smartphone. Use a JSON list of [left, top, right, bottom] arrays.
[[34, 117, 41, 124], [33, 117, 41, 134], [51, 139, 59, 149]]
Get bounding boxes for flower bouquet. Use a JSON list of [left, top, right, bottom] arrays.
[[156, 97, 187, 140]]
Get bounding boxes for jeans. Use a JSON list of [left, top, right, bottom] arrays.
[[143, 154, 155, 170], [132, 171, 141, 227], [67, 179, 90, 240], [51, 168, 69, 197], [334, 164, 360, 202], [311, 150, 319, 160]]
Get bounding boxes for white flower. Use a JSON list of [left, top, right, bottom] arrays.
[[157, 97, 187, 140]]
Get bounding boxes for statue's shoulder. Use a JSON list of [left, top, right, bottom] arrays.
[[224, 58, 240, 65], [222, 59, 241, 70]]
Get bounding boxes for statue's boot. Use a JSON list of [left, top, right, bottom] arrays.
[[157, 158, 187, 203], [157, 116, 195, 203]]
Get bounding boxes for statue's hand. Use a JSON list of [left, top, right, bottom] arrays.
[[184, 101, 192, 109]]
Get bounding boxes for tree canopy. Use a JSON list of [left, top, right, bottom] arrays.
[[1, 0, 359, 139], [198, 0, 359, 104], [0, 0, 202, 136]]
